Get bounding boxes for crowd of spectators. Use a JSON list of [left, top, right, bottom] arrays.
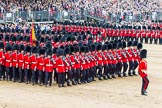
[[0, 0, 162, 22]]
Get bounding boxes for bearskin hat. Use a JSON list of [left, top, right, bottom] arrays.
[[18, 36, 23, 42], [85, 46, 89, 53], [140, 49, 147, 59], [53, 48, 57, 54], [96, 43, 102, 51], [60, 45, 65, 49], [102, 44, 108, 51], [108, 43, 113, 50], [46, 49, 52, 56], [71, 36, 76, 42], [70, 45, 74, 53], [127, 41, 132, 47], [19, 44, 24, 51], [88, 37, 93, 41], [64, 47, 70, 55], [78, 41, 83, 46], [45, 43, 52, 50], [117, 42, 122, 49], [113, 43, 117, 49], [0, 42, 4, 49], [41, 30, 46, 35], [40, 37, 45, 43], [133, 41, 138, 47], [137, 43, 143, 49], [20, 29, 24, 33], [6, 44, 12, 51], [25, 45, 31, 52], [80, 46, 85, 53], [74, 45, 79, 52], [53, 37, 59, 42], [67, 36, 71, 42], [91, 44, 96, 51], [32, 47, 37, 53], [39, 48, 45, 55], [26, 36, 30, 42], [60, 36, 66, 42], [82, 35, 86, 40], [122, 41, 126, 49], [57, 48, 64, 56], [0, 35, 3, 40], [13, 44, 19, 50], [5, 35, 9, 41]]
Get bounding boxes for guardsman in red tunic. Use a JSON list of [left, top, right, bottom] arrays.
[[90, 44, 97, 81], [132, 41, 139, 76], [4, 44, 12, 81], [69, 46, 76, 85], [85, 46, 91, 83], [64, 47, 72, 86], [24, 45, 31, 84], [74, 45, 81, 83], [52, 48, 58, 83], [30, 47, 37, 85], [44, 49, 54, 87], [138, 49, 149, 96], [0, 42, 5, 80], [18, 44, 25, 83], [55, 48, 66, 87], [95, 43, 103, 80], [111, 43, 117, 78], [80, 46, 87, 83], [126, 41, 134, 76], [116, 42, 123, 77], [121, 42, 128, 77], [37, 48, 45, 86], [11, 44, 19, 82], [102, 44, 108, 80]]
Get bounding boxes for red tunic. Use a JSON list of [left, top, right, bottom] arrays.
[[4, 53, 12, 67], [44, 57, 53, 72], [18, 53, 24, 68], [138, 60, 147, 78], [55, 58, 65, 73], [30, 55, 37, 70], [11, 52, 19, 68], [37, 56, 44, 71], [24, 54, 30, 69], [0, 51, 4, 65]]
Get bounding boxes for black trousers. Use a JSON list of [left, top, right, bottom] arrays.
[[75, 68, 81, 82], [6, 67, 11, 80], [45, 72, 53, 86], [38, 70, 43, 84], [128, 61, 134, 74], [141, 76, 149, 93], [81, 69, 86, 82], [103, 64, 108, 76], [32, 70, 36, 84], [58, 73, 65, 85], [25, 69, 31, 83], [112, 64, 116, 75], [54, 69, 58, 83], [116, 62, 123, 75], [97, 65, 103, 78], [123, 62, 128, 74], [66, 70, 73, 83], [13, 67, 19, 81], [0, 65, 5, 79], [19, 68, 24, 82], [133, 61, 139, 71]]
